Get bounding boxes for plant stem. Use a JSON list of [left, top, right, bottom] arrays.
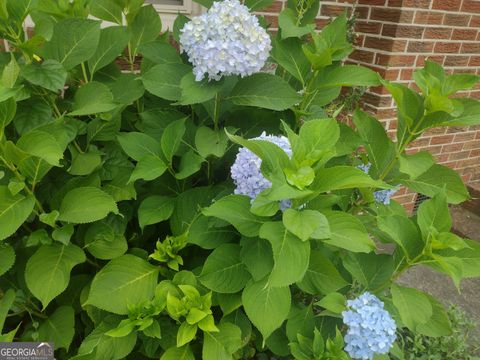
[[81, 62, 89, 83], [213, 93, 221, 131]]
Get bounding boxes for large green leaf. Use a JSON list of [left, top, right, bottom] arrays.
[[58, 187, 118, 224], [416, 192, 451, 240], [240, 237, 274, 281], [17, 130, 64, 166], [138, 196, 175, 230], [12, 99, 52, 135], [202, 322, 243, 360], [416, 295, 452, 337], [259, 222, 310, 287], [143, 63, 191, 101], [90, 0, 123, 24], [311, 166, 386, 193], [0, 97, 16, 131], [322, 211, 375, 253], [0, 244, 14, 276], [343, 252, 395, 291], [87, 254, 159, 314], [161, 346, 195, 360], [139, 41, 183, 65], [21, 60, 67, 92], [228, 73, 301, 111], [195, 126, 228, 158], [0, 186, 35, 241], [377, 215, 424, 259], [436, 239, 480, 278], [38, 305, 75, 350], [178, 73, 224, 105], [282, 209, 330, 241], [203, 195, 266, 237], [129, 5, 162, 57], [297, 250, 348, 295], [161, 118, 186, 164], [242, 278, 291, 340], [69, 82, 118, 116], [0, 289, 15, 332], [278, 8, 315, 39], [200, 244, 251, 293], [42, 18, 101, 70], [117, 132, 161, 161], [391, 283, 432, 331], [400, 164, 469, 204], [84, 220, 128, 260], [271, 37, 310, 85], [25, 244, 85, 309], [321, 65, 381, 87], [88, 26, 130, 75]]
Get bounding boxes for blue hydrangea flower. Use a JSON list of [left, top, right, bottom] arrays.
[[179, 0, 271, 81], [230, 133, 291, 209], [357, 163, 398, 205], [342, 292, 397, 360]]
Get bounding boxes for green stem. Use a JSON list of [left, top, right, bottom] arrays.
[[81, 63, 89, 83], [213, 93, 221, 131]]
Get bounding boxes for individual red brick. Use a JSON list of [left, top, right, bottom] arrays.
[[454, 132, 476, 142], [400, 68, 414, 80], [463, 141, 480, 150], [430, 134, 455, 145], [387, 0, 402, 6], [398, 0, 431, 7], [434, 42, 461, 53], [355, 6, 370, 19], [383, 69, 401, 80], [448, 150, 471, 160], [355, 21, 382, 34], [461, 43, 480, 54], [382, 24, 424, 38], [462, 0, 480, 13], [364, 37, 407, 51], [443, 13, 471, 26], [414, 11, 444, 24], [371, 8, 414, 23], [432, 0, 462, 11], [320, 4, 351, 17], [407, 41, 434, 52], [452, 29, 478, 41], [376, 108, 397, 119], [470, 16, 480, 27], [376, 54, 416, 66], [350, 49, 375, 63], [470, 149, 480, 157], [445, 56, 470, 67], [425, 127, 447, 135], [359, 0, 385, 4], [428, 145, 444, 155], [423, 28, 452, 39], [354, 34, 365, 47]]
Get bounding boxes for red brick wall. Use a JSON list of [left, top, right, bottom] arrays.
[[258, 0, 480, 211]]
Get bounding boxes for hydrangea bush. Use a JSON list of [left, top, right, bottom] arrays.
[[0, 0, 480, 359]]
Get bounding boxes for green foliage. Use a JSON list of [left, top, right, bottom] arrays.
[[0, 1, 479, 359]]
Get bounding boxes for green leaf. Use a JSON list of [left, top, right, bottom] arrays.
[[228, 73, 301, 111], [178, 73, 223, 105], [42, 18, 101, 70], [117, 131, 161, 161], [90, 0, 123, 24], [199, 244, 251, 293], [161, 118, 186, 164], [416, 192, 451, 240], [175, 150, 204, 179], [271, 36, 310, 85], [188, 215, 237, 250], [311, 166, 386, 193], [69, 82, 117, 116], [0, 289, 15, 332], [322, 65, 381, 87], [129, 5, 162, 57], [161, 346, 194, 360], [400, 164, 469, 204], [17, 130, 63, 166], [12, 99, 52, 135], [38, 305, 75, 350], [322, 211, 375, 253], [240, 237, 274, 281], [138, 196, 175, 230], [391, 284, 433, 331], [177, 322, 197, 347], [259, 222, 310, 287], [316, 292, 346, 314], [0, 186, 35, 241], [25, 244, 85, 309], [143, 63, 191, 101], [343, 252, 395, 290], [416, 295, 452, 337], [436, 239, 480, 277], [279, 8, 315, 39], [2, 55, 19, 88], [68, 150, 102, 176], [52, 224, 74, 245], [202, 322, 243, 360], [297, 250, 348, 295], [84, 220, 128, 260], [108, 73, 145, 105], [399, 151, 435, 179], [140, 41, 183, 66], [88, 26, 130, 75], [75, 317, 137, 360], [0, 244, 14, 276], [87, 254, 159, 314], [283, 209, 330, 241], [58, 187, 118, 224], [21, 60, 67, 92], [0, 97, 16, 130], [242, 278, 291, 340], [378, 215, 424, 259], [195, 126, 228, 158], [203, 195, 265, 237], [353, 109, 396, 178]]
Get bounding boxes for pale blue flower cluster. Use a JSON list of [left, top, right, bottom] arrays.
[[342, 292, 397, 360], [179, 0, 271, 81], [357, 163, 398, 205], [230, 133, 291, 209]]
